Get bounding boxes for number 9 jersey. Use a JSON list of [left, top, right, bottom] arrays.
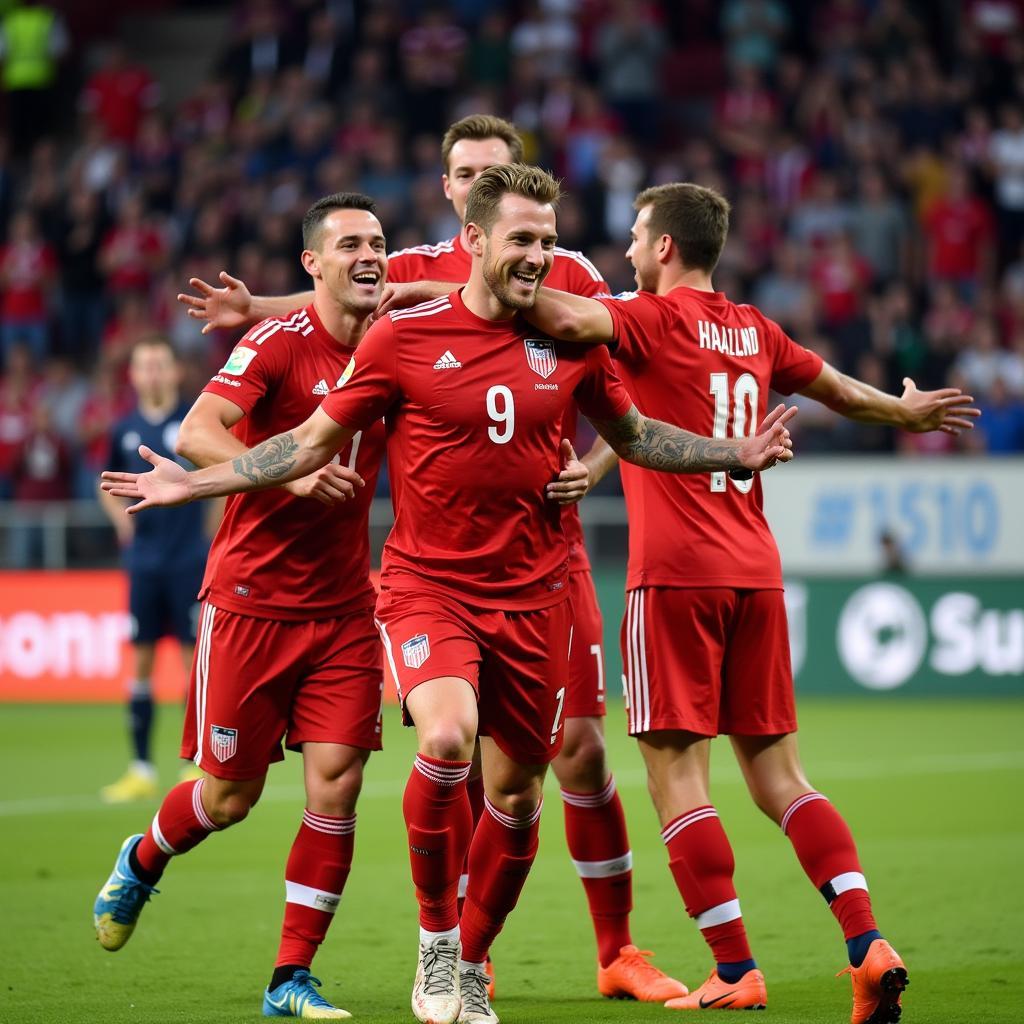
[[321, 288, 633, 610], [598, 286, 823, 591]]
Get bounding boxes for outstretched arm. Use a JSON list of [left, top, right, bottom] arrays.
[[102, 407, 354, 513], [588, 404, 796, 474], [525, 287, 615, 343], [800, 365, 981, 434], [177, 272, 313, 333]]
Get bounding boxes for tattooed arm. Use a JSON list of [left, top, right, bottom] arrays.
[[588, 404, 798, 474], [101, 407, 354, 513]]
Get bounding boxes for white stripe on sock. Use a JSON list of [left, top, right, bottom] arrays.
[[696, 898, 743, 929], [150, 812, 177, 855], [829, 871, 868, 897], [284, 879, 342, 913], [571, 852, 633, 878], [781, 791, 828, 834]]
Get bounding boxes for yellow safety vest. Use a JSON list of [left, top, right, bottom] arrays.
[[2, 6, 57, 91]]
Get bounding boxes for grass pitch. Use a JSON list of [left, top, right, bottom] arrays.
[[2, 698, 1022, 1024]]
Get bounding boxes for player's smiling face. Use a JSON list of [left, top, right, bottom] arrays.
[[626, 205, 660, 293], [479, 194, 557, 311], [444, 137, 516, 222], [303, 208, 387, 315]]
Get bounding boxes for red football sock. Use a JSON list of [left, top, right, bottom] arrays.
[[782, 792, 878, 940], [275, 810, 356, 967], [458, 773, 486, 919], [461, 797, 542, 964], [561, 776, 633, 966], [135, 779, 220, 878], [403, 753, 472, 932], [662, 805, 753, 965]]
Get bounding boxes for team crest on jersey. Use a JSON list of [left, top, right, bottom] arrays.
[[524, 339, 557, 379], [336, 357, 355, 388], [209, 725, 238, 762], [401, 633, 430, 669]]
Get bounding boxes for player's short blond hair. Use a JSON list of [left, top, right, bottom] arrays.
[[464, 164, 561, 235], [634, 183, 732, 274], [441, 114, 524, 174]]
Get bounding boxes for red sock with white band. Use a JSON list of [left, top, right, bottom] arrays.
[[135, 779, 221, 879]]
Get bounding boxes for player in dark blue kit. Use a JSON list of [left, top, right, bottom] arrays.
[[97, 337, 215, 802]]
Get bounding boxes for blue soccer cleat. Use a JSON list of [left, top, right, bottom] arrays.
[[263, 970, 352, 1019], [93, 834, 158, 951]]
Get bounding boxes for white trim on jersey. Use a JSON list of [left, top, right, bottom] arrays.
[[390, 297, 453, 323], [246, 310, 313, 346], [625, 590, 651, 733], [194, 603, 215, 767], [374, 616, 403, 703], [387, 238, 457, 260], [554, 246, 603, 282]]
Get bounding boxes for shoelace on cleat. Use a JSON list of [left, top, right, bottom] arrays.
[[287, 972, 334, 1009], [421, 942, 459, 996], [108, 878, 159, 924], [460, 969, 492, 1015], [618, 948, 668, 980]]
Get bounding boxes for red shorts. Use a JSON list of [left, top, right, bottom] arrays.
[[374, 587, 571, 765], [181, 601, 384, 779], [566, 571, 606, 719], [621, 587, 796, 738]]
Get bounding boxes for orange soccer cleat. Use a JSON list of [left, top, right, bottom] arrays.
[[838, 939, 908, 1024], [664, 967, 767, 1011], [597, 945, 688, 1002]]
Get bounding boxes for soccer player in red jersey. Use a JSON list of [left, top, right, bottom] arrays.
[[178, 115, 683, 1003], [525, 183, 981, 1020], [105, 165, 796, 1024], [94, 193, 391, 1020]]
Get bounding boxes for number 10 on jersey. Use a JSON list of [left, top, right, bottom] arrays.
[[709, 372, 758, 494]]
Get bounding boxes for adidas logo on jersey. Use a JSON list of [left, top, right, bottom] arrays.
[[311, 379, 330, 395], [433, 350, 462, 370]]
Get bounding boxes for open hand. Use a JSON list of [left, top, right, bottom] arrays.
[[738, 404, 797, 471], [545, 438, 590, 504], [901, 377, 981, 434], [100, 446, 193, 513], [283, 462, 365, 506], [176, 271, 253, 334]]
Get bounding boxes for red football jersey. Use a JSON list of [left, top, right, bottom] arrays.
[[598, 286, 823, 590], [388, 235, 608, 574], [320, 289, 632, 610], [200, 304, 385, 620]]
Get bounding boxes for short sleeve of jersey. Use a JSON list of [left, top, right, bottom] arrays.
[[573, 345, 634, 422], [767, 320, 824, 395], [204, 322, 292, 414], [556, 250, 609, 298], [596, 291, 674, 366], [320, 315, 400, 429]]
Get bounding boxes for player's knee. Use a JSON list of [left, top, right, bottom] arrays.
[[310, 757, 365, 816], [494, 788, 543, 822], [206, 790, 255, 827], [554, 736, 608, 792], [418, 722, 476, 762]]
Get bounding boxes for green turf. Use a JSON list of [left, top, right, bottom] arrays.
[[2, 698, 1022, 1023]]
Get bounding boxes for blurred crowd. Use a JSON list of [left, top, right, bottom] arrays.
[[1, 0, 1023, 510]]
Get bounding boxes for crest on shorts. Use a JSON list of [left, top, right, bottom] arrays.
[[209, 725, 238, 762], [524, 338, 557, 379], [401, 633, 430, 669]]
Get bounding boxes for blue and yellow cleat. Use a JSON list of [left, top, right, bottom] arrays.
[[263, 971, 352, 1019], [93, 834, 158, 951]]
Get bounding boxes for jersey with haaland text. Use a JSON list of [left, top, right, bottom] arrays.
[[321, 289, 632, 609], [200, 304, 384, 619], [598, 286, 823, 590]]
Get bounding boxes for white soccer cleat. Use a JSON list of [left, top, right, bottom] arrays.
[[411, 936, 462, 1024], [458, 964, 499, 1024]]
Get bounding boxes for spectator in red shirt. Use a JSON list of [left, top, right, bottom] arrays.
[[810, 232, 872, 328], [922, 164, 995, 297], [80, 43, 160, 144], [99, 194, 167, 297], [0, 211, 55, 362]]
